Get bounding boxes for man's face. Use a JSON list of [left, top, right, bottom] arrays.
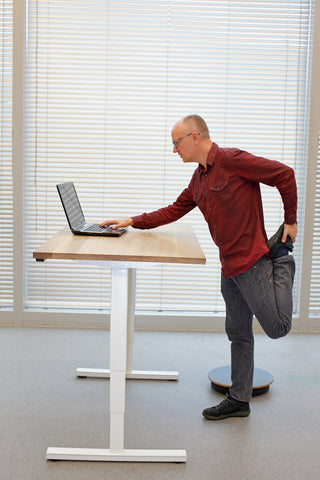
[[171, 123, 196, 163]]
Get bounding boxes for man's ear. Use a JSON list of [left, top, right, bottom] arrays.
[[193, 131, 200, 144]]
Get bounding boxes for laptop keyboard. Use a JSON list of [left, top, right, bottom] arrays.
[[82, 224, 114, 233]]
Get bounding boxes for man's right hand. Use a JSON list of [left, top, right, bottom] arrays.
[[100, 218, 134, 229]]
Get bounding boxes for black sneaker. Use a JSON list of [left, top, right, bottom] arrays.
[[202, 396, 250, 420], [267, 223, 293, 260]]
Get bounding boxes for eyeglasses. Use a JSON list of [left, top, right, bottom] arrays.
[[172, 132, 200, 148]]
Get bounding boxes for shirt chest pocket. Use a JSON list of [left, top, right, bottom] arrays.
[[210, 179, 228, 193], [194, 179, 229, 213], [209, 179, 232, 208], [194, 179, 228, 202]]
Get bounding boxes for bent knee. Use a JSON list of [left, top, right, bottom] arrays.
[[265, 324, 291, 340]]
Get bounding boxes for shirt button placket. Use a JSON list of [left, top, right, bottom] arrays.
[[205, 173, 210, 213]]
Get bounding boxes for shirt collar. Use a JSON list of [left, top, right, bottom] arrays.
[[198, 142, 218, 172]]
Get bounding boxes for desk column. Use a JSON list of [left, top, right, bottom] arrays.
[[109, 267, 130, 452], [126, 268, 136, 374]]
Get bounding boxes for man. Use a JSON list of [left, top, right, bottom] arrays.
[[100, 114, 297, 420]]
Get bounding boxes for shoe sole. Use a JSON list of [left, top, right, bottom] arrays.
[[202, 410, 250, 420]]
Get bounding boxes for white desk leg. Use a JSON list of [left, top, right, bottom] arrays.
[[126, 268, 136, 374], [109, 268, 128, 452], [76, 267, 179, 381], [47, 267, 187, 462]]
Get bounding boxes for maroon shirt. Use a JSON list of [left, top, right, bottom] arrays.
[[132, 143, 297, 278]]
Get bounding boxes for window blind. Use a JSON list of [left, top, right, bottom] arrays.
[[0, 0, 13, 309], [24, 0, 312, 315]]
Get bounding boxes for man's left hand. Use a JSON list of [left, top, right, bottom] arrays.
[[283, 223, 297, 243]]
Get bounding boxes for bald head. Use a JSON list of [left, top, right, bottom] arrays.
[[181, 115, 210, 139]]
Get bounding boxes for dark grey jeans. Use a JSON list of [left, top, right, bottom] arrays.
[[221, 254, 295, 402]]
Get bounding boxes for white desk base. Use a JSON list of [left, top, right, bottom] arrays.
[[47, 266, 186, 463], [76, 368, 179, 380], [47, 447, 187, 463]]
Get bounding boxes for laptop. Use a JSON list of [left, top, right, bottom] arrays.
[[56, 182, 127, 237]]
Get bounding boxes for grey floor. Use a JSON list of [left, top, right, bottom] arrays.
[[0, 326, 319, 480]]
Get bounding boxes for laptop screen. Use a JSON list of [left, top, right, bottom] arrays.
[[57, 182, 85, 229]]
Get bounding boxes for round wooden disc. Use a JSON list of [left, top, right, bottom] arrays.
[[208, 366, 274, 397]]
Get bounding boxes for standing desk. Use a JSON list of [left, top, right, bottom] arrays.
[[33, 224, 206, 463]]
